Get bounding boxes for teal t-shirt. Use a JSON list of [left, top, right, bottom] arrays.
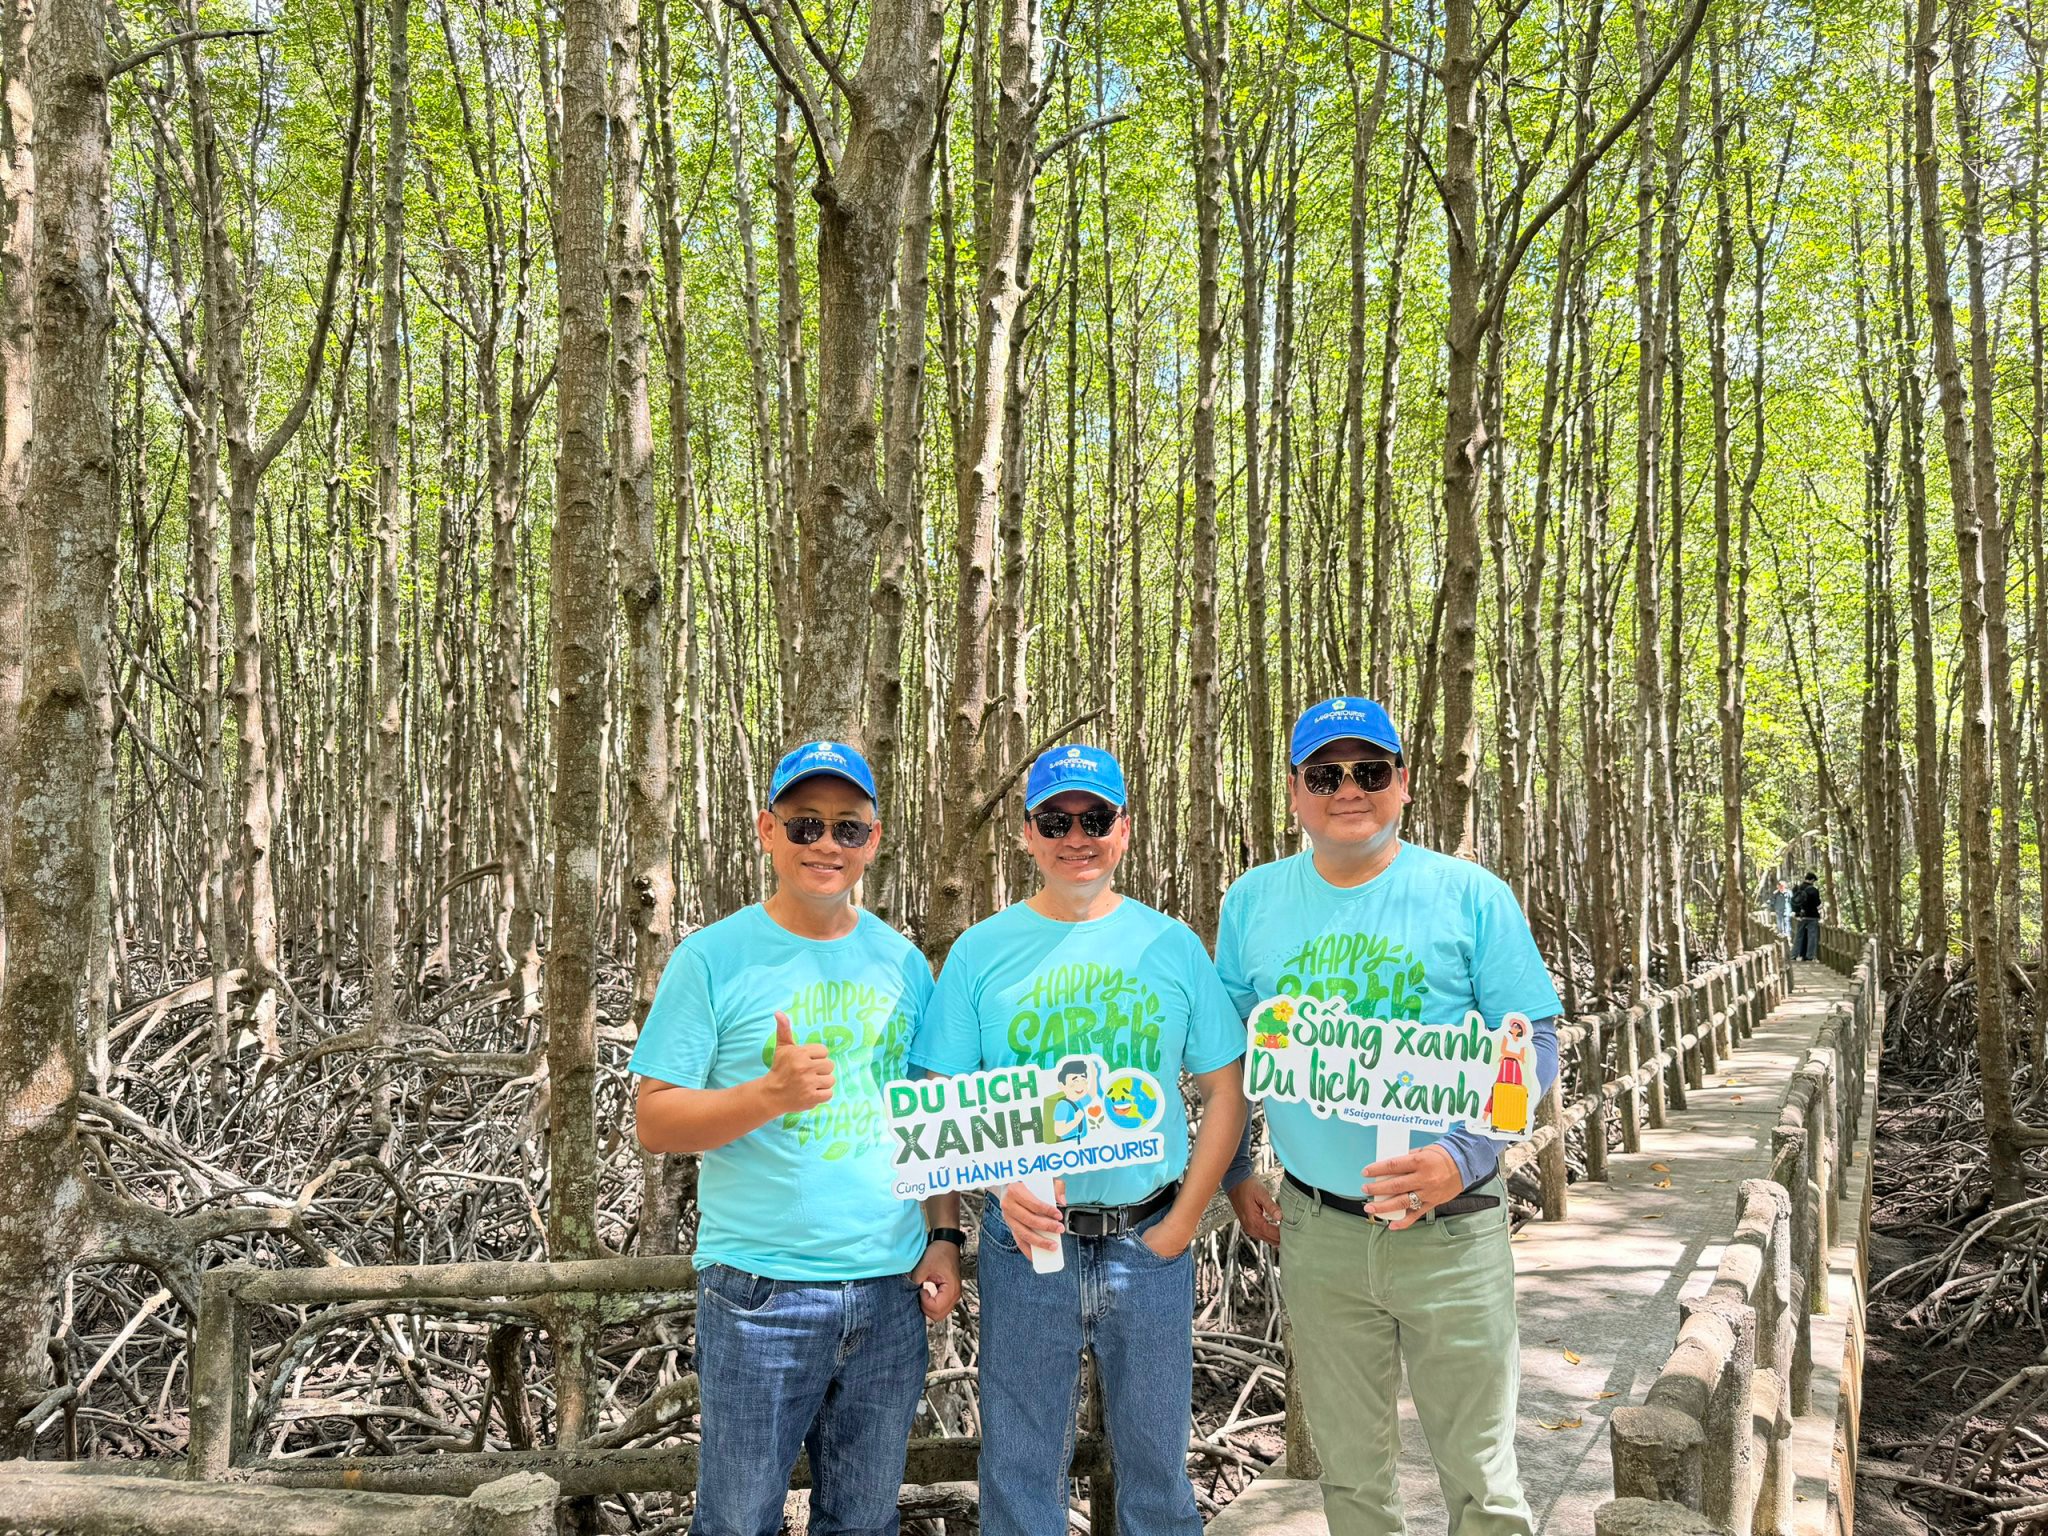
[[911, 898, 1245, 1206], [1216, 844, 1562, 1197], [629, 905, 932, 1281]]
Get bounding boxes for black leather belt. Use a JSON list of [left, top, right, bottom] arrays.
[[1283, 1169, 1499, 1224], [1061, 1181, 1180, 1238]]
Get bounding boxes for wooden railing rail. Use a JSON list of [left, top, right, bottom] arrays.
[[1600, 931, 1878, 1536], [1495, 926, 1788, 1224], [0, 1466, 559, 1536], [177, 1190, 1246, 1516], [146, 931, 1802, 1514]]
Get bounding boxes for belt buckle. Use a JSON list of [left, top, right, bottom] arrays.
[[1065, 1207, 1113, 1239]]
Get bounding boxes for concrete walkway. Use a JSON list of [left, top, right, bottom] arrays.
[[1212, 960, 1857, 1534]]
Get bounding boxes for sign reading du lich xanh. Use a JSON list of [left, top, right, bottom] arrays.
[[1244, 993, 1536, 1141], [884, 1055, 1168, 1274]]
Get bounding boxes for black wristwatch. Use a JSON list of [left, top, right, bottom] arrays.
[[925, 1227, 966, 1249]]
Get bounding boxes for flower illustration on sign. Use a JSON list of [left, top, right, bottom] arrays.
[[1251, 997, 1295, 1050]]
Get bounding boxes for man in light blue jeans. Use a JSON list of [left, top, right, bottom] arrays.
[[633, 742, 962, 1535], [974, 1197, 1203, 1532], [913, 745, 1247, 1536], [692, 1265, 929, 1533]]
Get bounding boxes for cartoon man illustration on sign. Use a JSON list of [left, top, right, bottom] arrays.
[[1484, 1013, 1532, 1136], [1050, 1058, 1103, 1141]]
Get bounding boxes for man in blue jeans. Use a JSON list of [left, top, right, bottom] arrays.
[[912, 744, 1247, 1536], [633, 741, 962, 1536]]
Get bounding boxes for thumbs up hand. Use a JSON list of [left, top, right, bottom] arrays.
[[762, 1011, 836, 1114]]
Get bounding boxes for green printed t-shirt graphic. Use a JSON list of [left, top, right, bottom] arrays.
[[1216, 845, 1561, 1197], [912, 898, 1244, 1206], [629, 904, 933, 1280]]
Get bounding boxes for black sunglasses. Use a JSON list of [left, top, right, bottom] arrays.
[[774, 813, 876, 849], [1029, 806, 1123, 839], [1300, 759, 1398, 796]]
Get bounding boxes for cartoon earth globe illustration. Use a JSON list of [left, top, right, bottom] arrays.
[[1103, 1071, 1160, 1129], [1251, 997, 1295, 1050]]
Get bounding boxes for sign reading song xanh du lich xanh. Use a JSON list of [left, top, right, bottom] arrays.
[[1244, 993, 1536, 1142], [883, 1054, 1168, 1274]]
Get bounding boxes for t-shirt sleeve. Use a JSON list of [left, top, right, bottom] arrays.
[[888, 941, 937, 1078], [628, 943, 719, 1088], [1470, 874, 1562, 1025], [1180, 926, 1249, 1075], [910, 942, 983, 1076], [1214, 883, 1260, 1020]]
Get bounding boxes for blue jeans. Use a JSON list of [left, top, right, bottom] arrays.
[[691, 1265, 928, 1536], [976, 1198, 1202, 1536], [1794, 916, 1819, 961]]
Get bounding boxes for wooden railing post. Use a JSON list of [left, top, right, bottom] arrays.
[[190, 1263, 256, 1479], [1806, 1051, 1838, 1266], [1753, 1186, 1796, 1536], [1679, 983, 1704, 1093], [1685, 1294, 1756, 1535], [1537, 1067, 1568, 1220], [1644, 996, 1671, 1128], [1595, 1497, 1728, 1536], [1619, 1003, 1645, 1152], [1584, 1011, 1611, 1183], [1663, 990, 1689, 1113], [1698, 970, 1722, 1076], [1611, 1403, 1706, 1507]]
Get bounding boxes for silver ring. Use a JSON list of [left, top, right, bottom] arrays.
[[1406, 1190, 1424, 1212]]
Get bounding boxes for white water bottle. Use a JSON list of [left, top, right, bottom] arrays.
[[1020, 1170, 1065, 1275]]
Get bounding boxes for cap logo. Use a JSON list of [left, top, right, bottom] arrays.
[[1067, 746, 1083, 758], [1332, 699, 1346, 711]]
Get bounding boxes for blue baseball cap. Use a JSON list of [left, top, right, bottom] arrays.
[[1289, 697, 1403, 766], [769, 740, 879, 804], [1024, 744, 1127, 811]]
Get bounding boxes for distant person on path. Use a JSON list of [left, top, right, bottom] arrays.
[[1221, 698, 1561, 1536], [1792, 872, 1823, 961], [911, 744, 1247, 1536], [632, 741, 961, 1536], [1769, 878, 1794, 939]]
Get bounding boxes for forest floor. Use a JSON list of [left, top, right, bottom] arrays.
[[1857, 995, 2048, 1536], [39, 940, 1295, 1532]]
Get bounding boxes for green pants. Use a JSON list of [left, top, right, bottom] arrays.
[[1278, 1177, 1532, 1536]]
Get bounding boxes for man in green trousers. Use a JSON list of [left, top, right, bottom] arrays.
[[1222, 697, 1561, 1536]]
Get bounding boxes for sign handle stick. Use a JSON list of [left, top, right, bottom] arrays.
[[1020, 1170, 1065, 1275]]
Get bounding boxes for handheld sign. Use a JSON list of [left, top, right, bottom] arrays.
[[884, 1055, 1168, 1275], [1244, 994, 1535, 1142]]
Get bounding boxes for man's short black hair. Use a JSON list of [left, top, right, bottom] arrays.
[[1803, 870, 1818, 882], [1055, 1058, 1090, 1083]]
